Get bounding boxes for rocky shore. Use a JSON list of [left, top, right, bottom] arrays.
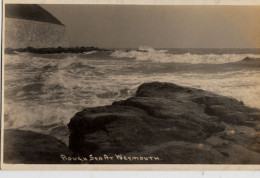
[[68, 82, 260, 164], [4, 82, 260, 164]]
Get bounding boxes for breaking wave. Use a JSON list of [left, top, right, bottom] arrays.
[[111, 46, 260, 64], [3, 49, 260, 143]]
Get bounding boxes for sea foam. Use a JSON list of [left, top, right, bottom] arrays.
[[111, 46, 260, 64]]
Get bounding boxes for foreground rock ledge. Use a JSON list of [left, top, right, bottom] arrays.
[[4, 129, 73, 164], [68, 82, 260, 164]]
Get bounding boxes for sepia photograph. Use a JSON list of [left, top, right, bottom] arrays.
[[1, 0, 260, 170]]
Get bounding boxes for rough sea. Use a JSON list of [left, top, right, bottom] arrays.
[[4, 47, 260, 145]]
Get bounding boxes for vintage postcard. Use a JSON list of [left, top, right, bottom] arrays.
[[1, 0, 260, 170]]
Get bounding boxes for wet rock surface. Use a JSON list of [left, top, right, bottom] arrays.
[[68, 82, 260, 164]]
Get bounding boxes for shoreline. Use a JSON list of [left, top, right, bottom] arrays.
[[4, 81, 260, 164]]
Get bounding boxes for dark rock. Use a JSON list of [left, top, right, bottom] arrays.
[[4, 129, 74, 164], [5, 46, 112, 54], [68, 82, 260, 164]]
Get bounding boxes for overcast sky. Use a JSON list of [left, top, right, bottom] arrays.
[[41, 5, 260, 48]]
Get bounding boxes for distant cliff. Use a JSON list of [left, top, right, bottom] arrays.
[[5, 4, 69, 48]]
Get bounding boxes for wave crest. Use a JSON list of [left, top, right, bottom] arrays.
[[111, 46, 260, 64]]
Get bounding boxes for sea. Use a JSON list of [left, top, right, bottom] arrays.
[[3, 47, 260, 145]]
